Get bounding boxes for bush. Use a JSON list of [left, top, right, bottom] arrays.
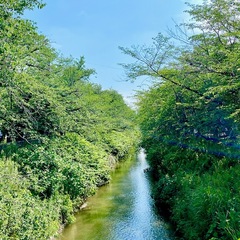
[[0, 159, 59, 240], [172, 166, 240, 240]]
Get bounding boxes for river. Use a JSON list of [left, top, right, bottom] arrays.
[[57, 149, 175, 240]]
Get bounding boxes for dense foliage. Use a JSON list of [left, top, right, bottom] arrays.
[[0, 1, 139, 239], [121, 0, 240, 239]]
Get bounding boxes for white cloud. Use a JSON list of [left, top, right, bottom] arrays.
[[180, 0, 212, 5], [182, 0, 203, 3], [184, 0, 211, 4]]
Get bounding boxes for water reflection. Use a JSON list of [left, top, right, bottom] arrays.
[[57, 149, 174, 240]]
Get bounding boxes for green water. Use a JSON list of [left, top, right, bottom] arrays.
[[57, 149, 174, 240]]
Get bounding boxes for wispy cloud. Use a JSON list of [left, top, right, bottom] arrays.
[[181, 0, 203, 3], [181, 0, 211, 4]]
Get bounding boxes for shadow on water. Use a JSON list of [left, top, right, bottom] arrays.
[[57, 149, 176, 240]]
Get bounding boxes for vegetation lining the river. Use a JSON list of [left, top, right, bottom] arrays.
[[121, 0, 240, 239], [0, 1, 140, 239]]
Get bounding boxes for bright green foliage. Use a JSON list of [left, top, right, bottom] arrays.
[[0, 1, 139, 239], [0, 0, 58, 141], [121, 0, 240, 239], [0, 0, 45, 15], [0, 159, 59, 239]]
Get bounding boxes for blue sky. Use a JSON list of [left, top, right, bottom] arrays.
[[25, 0, 201, 104]]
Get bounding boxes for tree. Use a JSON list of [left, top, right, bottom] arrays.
[[0, 0, 60, 141], [120, 0, 240, 154]]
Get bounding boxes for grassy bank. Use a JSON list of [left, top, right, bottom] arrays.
[[145, 144, 240, 240], [0, 129, 140, 239]]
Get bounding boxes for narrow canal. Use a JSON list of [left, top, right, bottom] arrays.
[[57, 149, 175, 240]]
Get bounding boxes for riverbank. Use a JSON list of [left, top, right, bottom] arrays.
[[51, 147, 139, 240], [0, 132, 140, 240], [0, 85, 140, 240]]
